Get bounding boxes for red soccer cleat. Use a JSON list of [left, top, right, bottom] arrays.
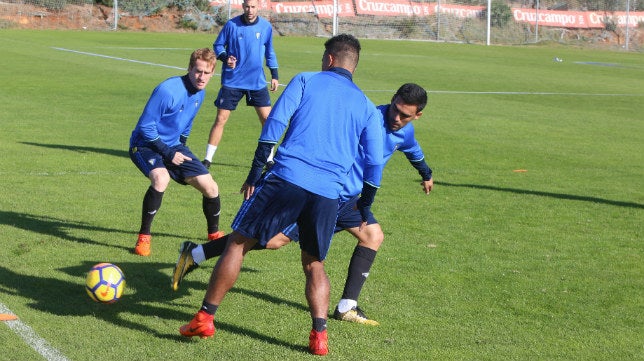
[[133, 234, 151, 256], [208, 231, 225, 242], [179, 310, 215, 339], [308, 329, 328, 356]]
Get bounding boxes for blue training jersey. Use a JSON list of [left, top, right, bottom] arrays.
[[214, 15, 278, 90], [130, 76, 205, 148], [261, 68, 384, 199], [339, 104, 427, 201]]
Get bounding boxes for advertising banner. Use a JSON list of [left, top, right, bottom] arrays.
[[209, 0, 644, 28], [272, 0, 356, 17]]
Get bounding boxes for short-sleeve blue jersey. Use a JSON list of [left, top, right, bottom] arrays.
[[130, 76, 204, 148], [213, 15, 278, 91], [260, 68, 384, 199], [339, 104, 427, 201]]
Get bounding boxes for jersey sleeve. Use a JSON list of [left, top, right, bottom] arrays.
[[360, 102, 385, 188], [137, 84, 172, 143], [259, 73, 308, 143], [264, 25, 278, 70], [398, 124, 426, 162], [397, 123, 432, 180], [213, 22, 230, 58]]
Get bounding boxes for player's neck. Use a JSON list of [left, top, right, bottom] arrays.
[[242, 16, 258, 25]]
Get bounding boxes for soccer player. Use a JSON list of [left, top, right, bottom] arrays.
[[178, 34, 384, 356], [129, 48, 224, 257], [172, 83, 433, 326], [203, 0, 279, 168]]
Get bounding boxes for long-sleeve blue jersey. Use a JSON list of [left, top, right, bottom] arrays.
[[130, 76, 204, 149], [339, 104, 429, 201], [260, 68, 384, 199], [213, 15, 278, 90]]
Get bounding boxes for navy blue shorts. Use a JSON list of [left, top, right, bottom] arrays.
[[129, 144, 209, 185], [214, 86, 271, 110], [283, 194, 378, 242], [232, 172, 339, 260]]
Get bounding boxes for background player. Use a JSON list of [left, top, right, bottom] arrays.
[[203, 0, 279, 168]]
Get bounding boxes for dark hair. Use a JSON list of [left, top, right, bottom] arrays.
[[324, 34, 361, 66], [394, 83, 428, 112]]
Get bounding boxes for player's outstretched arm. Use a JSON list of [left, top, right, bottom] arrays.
[[409, 158, 433, 195]]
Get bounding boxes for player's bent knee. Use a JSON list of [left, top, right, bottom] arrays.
[[360, 230, 384, 250], [149, 170, 171, 190]]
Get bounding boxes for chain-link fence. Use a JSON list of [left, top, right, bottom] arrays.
[[1, 0, 641, 51], [0, 0, 100, 29]]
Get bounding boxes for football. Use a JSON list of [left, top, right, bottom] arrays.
[[85, 263, 126, 304]]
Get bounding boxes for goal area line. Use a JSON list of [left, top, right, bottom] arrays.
[[53, 47, 642, 97]]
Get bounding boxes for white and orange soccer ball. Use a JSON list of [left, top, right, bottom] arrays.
[[85, 263, 125, 304]]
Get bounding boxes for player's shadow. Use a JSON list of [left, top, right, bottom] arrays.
[[0, 262, 192, 340], [19, 141, 246, 170], [229, 287, 309, 313], [435, 181, 644, 209], [171, 266, 309, 311], [0, 211, 131, 252], [0, 211, 183, 252], [0, 262, 305, 349], [20, 141, 129, 158], [216, 321, 308, 353]]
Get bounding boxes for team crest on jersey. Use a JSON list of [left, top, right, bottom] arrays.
[[255, 32, 260, 39]]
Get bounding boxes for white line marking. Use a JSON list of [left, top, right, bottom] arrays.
[[425, 90, 643, 96], [53, 46, 185, 70], [364, 89, 642, 96], [95, 47, 194, 50], [0, 302, 70, 361], [52, 47, 642, 96]]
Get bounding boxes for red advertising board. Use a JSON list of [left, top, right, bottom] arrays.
[[209, 0, 644, 28], [272, 0, 355, 17], [513, 8, 644, 28]]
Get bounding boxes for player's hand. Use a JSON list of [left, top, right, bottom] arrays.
[[421, 178, 434, 195], [172, 152, 192, 166], [270, 79, 279, 92], [240, 183, 255, 200], [227, 55, 237, 69]]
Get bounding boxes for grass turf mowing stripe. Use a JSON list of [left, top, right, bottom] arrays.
[[52, 47, 643, 97]]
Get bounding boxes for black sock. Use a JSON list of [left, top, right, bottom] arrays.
[[341, 246, 377, 300], [139, 186, 164, 234], [200, 300, 218, 315], [202, 234, 229, 260], [203, 195, 221, 234], [312, 317, 327, 332]]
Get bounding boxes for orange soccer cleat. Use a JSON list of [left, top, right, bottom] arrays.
[[179, 310, 215, 339], [308, 329, 328, 356], [133, 234, 151, 256], [208, 230, 226, 242]]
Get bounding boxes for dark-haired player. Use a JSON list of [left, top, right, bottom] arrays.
[[174, 83, 433, 328], [179, 34, 384, 356]]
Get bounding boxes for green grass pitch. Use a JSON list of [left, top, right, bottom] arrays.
[[0, 29, 643, 360]]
